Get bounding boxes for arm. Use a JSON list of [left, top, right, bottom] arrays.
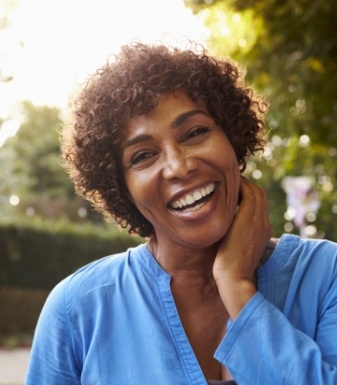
[[215, 292, 337, 384], [25, 280, 81, 385], [213, 177, 337, 384], [213, 176, 272, 319]]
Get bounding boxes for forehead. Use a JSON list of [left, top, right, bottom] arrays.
[[124, 91, 208, 135]]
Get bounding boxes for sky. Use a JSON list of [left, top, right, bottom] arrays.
[[0, 0, 208, 145]]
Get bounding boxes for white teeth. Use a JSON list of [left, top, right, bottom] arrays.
[[193, 191, 202, 201], [171, 183, 215, 210], [184, 203, 202, 212], [186, 195, 194, 205]]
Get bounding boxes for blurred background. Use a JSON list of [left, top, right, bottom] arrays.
[[0, 0, 336, 381]]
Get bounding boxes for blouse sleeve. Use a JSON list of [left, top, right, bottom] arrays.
[[24, 280, 81, 385], [214, 292, 337, 385]]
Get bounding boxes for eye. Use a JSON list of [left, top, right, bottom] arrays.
[[186, 126, 210, 140], [130, 150, 155, 166]]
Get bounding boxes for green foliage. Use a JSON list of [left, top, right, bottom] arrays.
[[0, 101, 104, 222], [185, 0, 337, 240], [187, 0, 337, 145], [4, 101, 68, 196], [0, 0, 18, 83], [0, 286, 49, 342], [0, 217, 143, 290]]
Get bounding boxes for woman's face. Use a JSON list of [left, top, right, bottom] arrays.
[[121, 91, 241, 251]]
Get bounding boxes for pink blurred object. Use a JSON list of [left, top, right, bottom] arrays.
[[281, 176, 320, 237]]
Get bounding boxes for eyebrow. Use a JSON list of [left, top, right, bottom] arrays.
[[170, 109, 209, 129], [123, 109, 209, 149], [123, 134, 153, 149]]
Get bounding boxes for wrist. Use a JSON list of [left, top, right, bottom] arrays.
[[215, 276, 257, 320]]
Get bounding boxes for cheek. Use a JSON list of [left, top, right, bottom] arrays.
[[234, 165, 241, 188], [221, 153, 241, 204], [121, 171, 135, 202], [123, 174, 138, 206], [124, 173, 156, 213], [235, 162, 242, 188], [230, 171, 241, 207]]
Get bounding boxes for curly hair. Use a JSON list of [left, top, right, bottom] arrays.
[[60, 41, 267, 237]]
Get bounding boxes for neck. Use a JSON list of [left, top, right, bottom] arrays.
[[147, 235, 220, 293]]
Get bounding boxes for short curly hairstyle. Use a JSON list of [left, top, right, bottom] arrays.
[[60, 41, 267, 237]]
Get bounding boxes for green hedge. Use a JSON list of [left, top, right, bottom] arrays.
[[0, 217, 143, 290], [0, 286, 50, 342], [0, 217, 143, 341]]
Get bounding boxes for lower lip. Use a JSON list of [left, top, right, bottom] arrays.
[[169, 186, 218, 222]]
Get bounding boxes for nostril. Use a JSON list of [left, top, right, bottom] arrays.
[[163, 156, 196, 180]]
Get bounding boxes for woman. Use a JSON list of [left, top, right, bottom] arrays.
[[25, 42, 337, 384]]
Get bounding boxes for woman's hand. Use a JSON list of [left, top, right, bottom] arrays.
[[213, 176, 273, 319]]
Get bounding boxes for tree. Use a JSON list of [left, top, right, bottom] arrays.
[[1, 102, 102, 223], [0, 0, 18, 83], [4, 102, 65, 195], [185, 0, 337, 239]]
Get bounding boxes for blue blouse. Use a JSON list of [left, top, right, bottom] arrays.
[[25, 235, 337, 384]]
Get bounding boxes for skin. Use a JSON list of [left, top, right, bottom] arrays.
[[121, 90, 272, 380]]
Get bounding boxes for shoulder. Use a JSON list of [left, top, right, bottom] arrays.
[[279, 234, 337, 264], [265, 234, 337, 288], [45, 243, 147, 310], [259, 235, 337, 313], [32, 243, 149, 368], [70, 243, 146, 289], [265, 234, 337, 263]]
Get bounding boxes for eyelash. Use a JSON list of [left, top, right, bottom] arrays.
[[130, 151, 155, 166], [186, 126, 210, 139], [129, 126, 211, 166]]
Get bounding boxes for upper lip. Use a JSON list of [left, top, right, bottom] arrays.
[[168, 182, 216, 209]]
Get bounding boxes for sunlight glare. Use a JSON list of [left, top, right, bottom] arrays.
[[9, 194, 20, 206], [0, 120, 20, 147], [2, 0, 207, 112]]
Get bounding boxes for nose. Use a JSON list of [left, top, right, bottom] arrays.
[[162, 144, 197, 180]]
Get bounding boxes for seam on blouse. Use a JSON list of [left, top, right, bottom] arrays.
[[155, 278, 207, 385], [155, 279, 191, 380]]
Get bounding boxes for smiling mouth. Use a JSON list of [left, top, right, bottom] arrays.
[[169, 183, 216, 212]]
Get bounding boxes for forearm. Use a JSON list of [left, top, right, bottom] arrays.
[[215, 293, 337, 385], [215, 275, 256, 320]]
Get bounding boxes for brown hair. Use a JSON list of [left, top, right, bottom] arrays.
[[60, 41, 267, 237]]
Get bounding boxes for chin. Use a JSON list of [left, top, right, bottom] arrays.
[[183, 229, 226, 250]]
